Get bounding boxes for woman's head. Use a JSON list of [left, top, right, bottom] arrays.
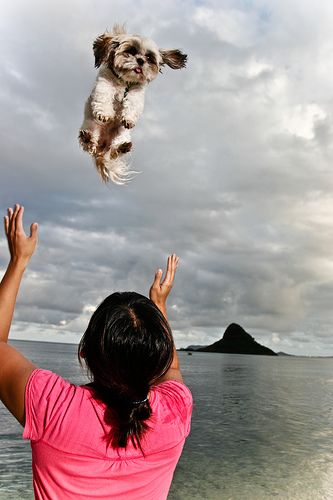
[[78, 292, 174, 449]]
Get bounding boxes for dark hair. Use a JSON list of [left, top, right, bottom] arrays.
[[78, 292, 174, 450]]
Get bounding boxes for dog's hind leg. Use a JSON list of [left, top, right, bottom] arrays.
[[109, 126, 132, 158], [110, 141, 133, 159], [79, 129, 99, 155], [79, 99, 101, 155]]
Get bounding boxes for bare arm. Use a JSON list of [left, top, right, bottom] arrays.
[[149, 254, 182, 383], [0, 205, 38, 425]]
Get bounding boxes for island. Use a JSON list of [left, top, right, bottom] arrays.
[[181, 323, 277, 356]]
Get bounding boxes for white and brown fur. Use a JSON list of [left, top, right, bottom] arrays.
[[79, 25, 187, 184]]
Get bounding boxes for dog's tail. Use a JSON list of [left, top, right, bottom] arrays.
[[94, 154, 138, 185]]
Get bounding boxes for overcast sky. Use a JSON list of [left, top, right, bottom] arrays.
[[1, 0, 333, 355]]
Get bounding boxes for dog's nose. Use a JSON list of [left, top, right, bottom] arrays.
[[137, 57, 144, 66]]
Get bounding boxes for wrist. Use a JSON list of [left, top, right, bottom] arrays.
[[153, 299, 166, 309], [8, 257, 29, 272], [154, 301, 167, 318]]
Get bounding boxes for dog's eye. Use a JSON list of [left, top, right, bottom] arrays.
[[125, 47, 138, 56], [146, 54, 156, 65]]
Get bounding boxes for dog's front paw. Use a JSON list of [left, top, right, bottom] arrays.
[[122, 118, 136, 129], [87, 143, 98, 155], [93, 112, 112, 124]]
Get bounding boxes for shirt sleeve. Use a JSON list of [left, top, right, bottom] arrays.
[[23, 369, 75, 442], [153, 380, 193, 437]]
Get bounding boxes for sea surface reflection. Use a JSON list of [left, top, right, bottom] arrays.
[[1, 341, 333, 499]]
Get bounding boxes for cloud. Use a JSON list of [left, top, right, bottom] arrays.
[[193, 6, 261, 48], [1, 0, 333, 355]]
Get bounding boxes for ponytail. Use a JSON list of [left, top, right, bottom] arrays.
[[79, 292, 174, 451], [92, 383, 152, 450]]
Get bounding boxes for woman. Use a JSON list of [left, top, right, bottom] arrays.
[[0, 204, 192, 499]]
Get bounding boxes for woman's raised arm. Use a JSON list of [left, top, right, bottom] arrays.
[[149, 254, 183, 384], [0, 204, 38, 425]]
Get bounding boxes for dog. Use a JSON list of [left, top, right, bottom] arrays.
[[79, 25, 187, 184]]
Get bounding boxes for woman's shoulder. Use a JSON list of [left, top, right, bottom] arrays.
[[26, 368, 94, 407], [150, 379, 193, 411], [24, 369, 82, 441], [27, 368, 76, 393], [146, 380, 193, 444]]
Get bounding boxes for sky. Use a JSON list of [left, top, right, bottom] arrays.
[[1, 0, 333, 355]]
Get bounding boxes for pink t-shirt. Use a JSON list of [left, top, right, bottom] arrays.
[[23, 369, 192, 500]]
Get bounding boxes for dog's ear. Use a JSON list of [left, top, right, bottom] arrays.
[[93, 33, 119, 68], [159, 49, 187, 70]]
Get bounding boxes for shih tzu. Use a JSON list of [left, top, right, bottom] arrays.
[[79, 25, 187, 184]]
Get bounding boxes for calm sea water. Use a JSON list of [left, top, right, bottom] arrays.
[[1, 341, 333, 499]]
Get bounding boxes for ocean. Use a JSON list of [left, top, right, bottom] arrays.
[[1, 341, 333, 499]]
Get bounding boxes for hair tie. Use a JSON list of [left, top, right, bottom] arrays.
[[131, 396, 149, 406]]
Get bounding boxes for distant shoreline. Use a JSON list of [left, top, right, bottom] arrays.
[[10, 338, 78, 346], [9, 339, 333, 358], [178, 349, 333, 359]]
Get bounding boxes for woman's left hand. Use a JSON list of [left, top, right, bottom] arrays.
[[149, 254, 179, 318], [4, 204, 38, 266]]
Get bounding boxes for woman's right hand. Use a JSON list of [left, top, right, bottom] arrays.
[[149, 254, 179, 318], [4, 204, 38, 269]]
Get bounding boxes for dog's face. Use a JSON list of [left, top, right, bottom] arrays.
[[93, 26, 187, 84], [112, 35, 162, 84]]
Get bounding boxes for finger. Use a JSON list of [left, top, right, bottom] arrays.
[[171, 253, 179, 284], [7, 207, 14, 233], [16, 206, 25, 235], [152, 268, 163, 288], [163, 255, 171, 282], [168, 254, 179, 283], [163, 255, 173, 285], [13, 203, 20, 218], [29, 222, 38, 240], [11, 204, 20, 233], [4, 216, 9, 234]]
